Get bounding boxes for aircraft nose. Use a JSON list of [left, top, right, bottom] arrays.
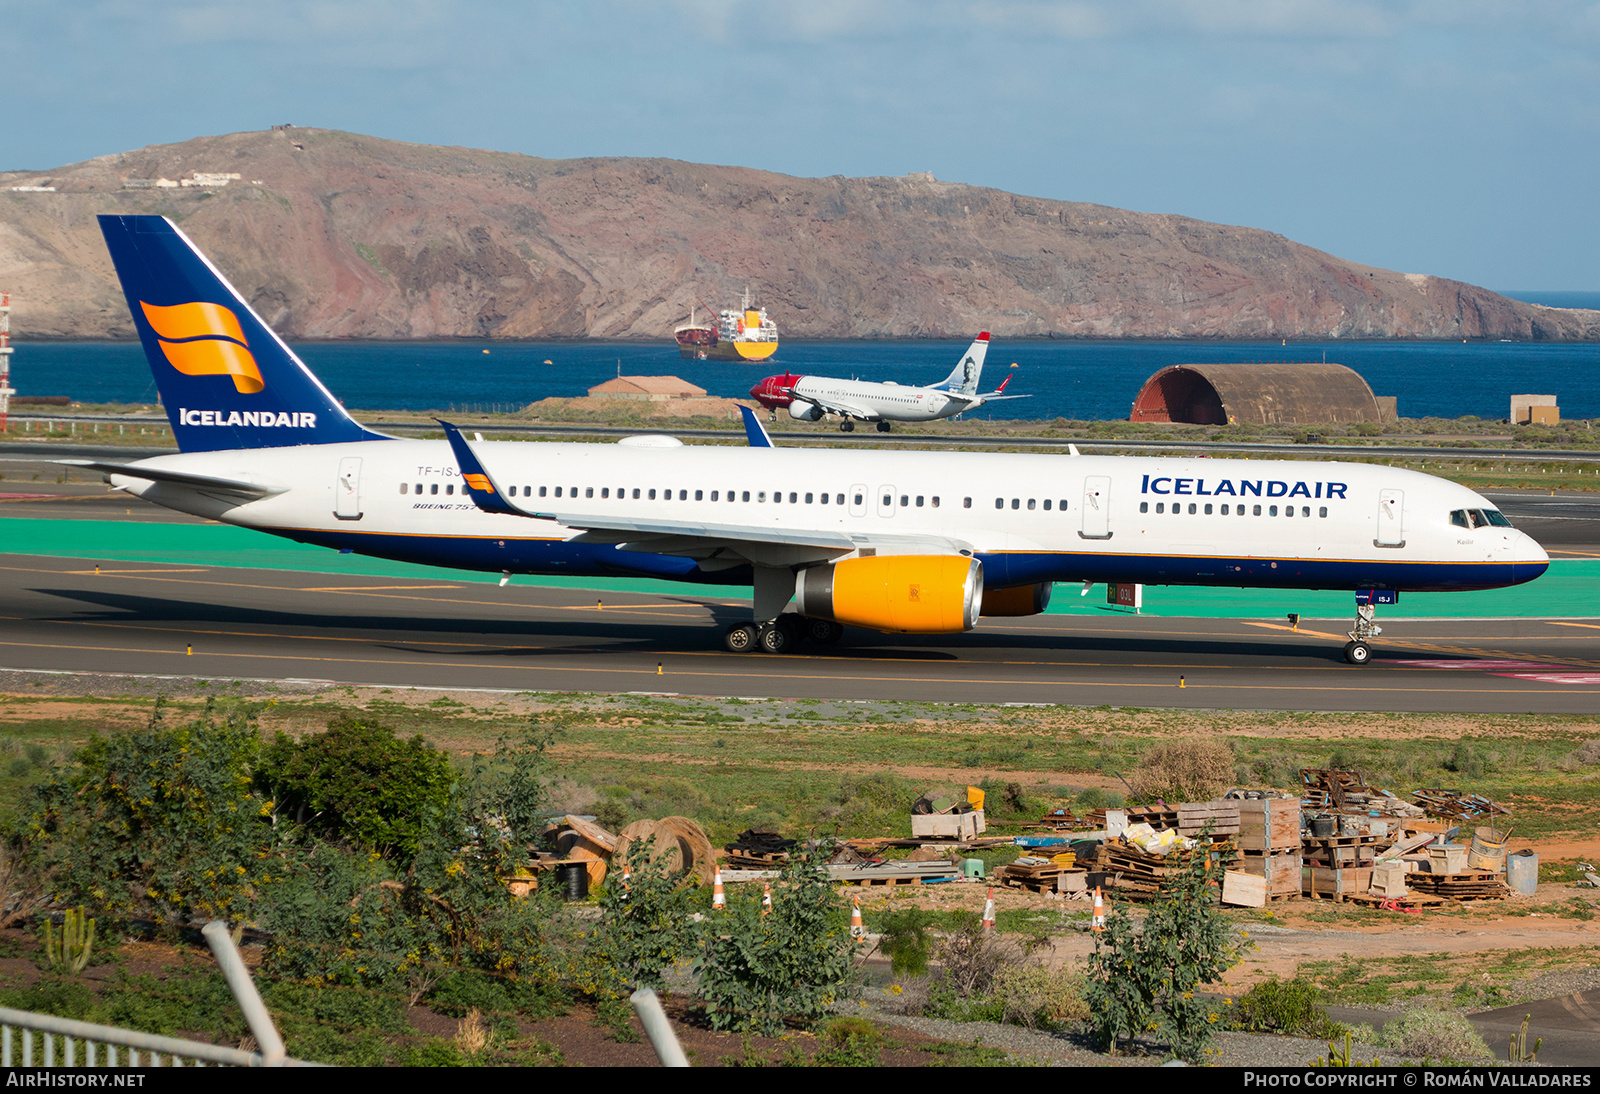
[[1516, 531, 1550, 568]]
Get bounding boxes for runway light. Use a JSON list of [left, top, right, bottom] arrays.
[[1178, 675, 1185, 688], [1288, 613, 1300, 631], [186, 644, 192, 656], [499, 571, 511, 587], [657, 662, 664, 675]]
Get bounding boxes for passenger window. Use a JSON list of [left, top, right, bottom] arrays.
[[1319, 506, 1327, 518], [743, 491, 751, 502], [916, 496, 925, 507], [1043, 499, 1051, 510], [632, 488, 641, 499], [806, 493, 814, 504], [446, 484, 454, 495], [790, 492, 798, 503], [963, 497, 972, 508], [1302, 506, 1310, 517], [1026, 499, 1035, 510], [1286, 506, 1294, 517], [995, 498, 1003, 509], [1269, 505, 1278, 516], [648, 489, 656, 500], [430, 484, 439, 495], [680, 490, 688, 501], [710, 490, 717, 501], [818, 492, 827, 505], [856, 494, 864, 506], [1219, 503, 1228, 515], [602, 488, 610, 498], [695, 490, 703, 501], [1011, 498, 1020, 509], [1187, 503, 1196, 514], [758, 491, 767, 502], [1253, 504, 1261, 515], [586, 487, 594, 498], [900, 495, 908, 507], [931, 497, 940, 508], [773, 492, 781, 504], [400, 483, 408, 494], [1204, 503, 1212, 515], [415, 483, 422, 494], [1140, 501, 1149, 513], [1155, 502, 1163, 513], [1059, 499, 1068, 511], [837, 494, 845, 505]]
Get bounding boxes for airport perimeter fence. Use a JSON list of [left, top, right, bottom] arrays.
[[0, 921, 321, 1067]]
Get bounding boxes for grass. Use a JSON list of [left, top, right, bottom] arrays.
[[1296, 946, 1598, 1009], [4, 691, 1598, 844]]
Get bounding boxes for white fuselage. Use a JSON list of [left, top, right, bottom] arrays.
[[110, 438, 1549, 595], [789, 377, 965, 423]]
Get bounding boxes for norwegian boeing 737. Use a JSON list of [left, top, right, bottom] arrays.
[[78, 215, 1548, 664], [747, 332, 1027, 431]]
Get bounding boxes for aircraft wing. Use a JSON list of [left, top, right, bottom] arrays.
[[784, 390, 880, 421], [56, 459, 285, 500], [438, 420, 967, 563]]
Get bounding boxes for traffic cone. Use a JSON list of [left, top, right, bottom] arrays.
[[1092, 886, 1106, 933], [761, 881, 772, 917], [981, 887, 996, 930], [712, 865, 726, 910], [850, 895, 865, 941]]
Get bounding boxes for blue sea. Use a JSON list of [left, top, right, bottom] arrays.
[[12, 337, 1600, 422]]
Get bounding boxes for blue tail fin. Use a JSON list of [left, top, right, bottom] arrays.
[[99, 215, 386, 453]]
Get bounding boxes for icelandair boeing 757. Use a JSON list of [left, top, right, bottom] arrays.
[[80, 216, 1548, 664]]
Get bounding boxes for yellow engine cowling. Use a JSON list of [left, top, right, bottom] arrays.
[[979, 581, 1054, 617], [794, 554, 983, 634]]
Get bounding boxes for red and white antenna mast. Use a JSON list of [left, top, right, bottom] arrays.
[[0, 292, 13, 431]]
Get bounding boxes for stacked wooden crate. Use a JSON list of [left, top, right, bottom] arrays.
[[1178, 801, 1241, 839], [1302, 830, 1380, 901], [1237, 798, 1301, 900]]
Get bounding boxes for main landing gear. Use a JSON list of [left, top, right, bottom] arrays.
[[722, 613, 845, 654], [1344, 598, 1384, 666], [839, 420, 855, 432], [876, 421, 892, 433]]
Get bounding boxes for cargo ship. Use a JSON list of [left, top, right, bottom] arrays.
[[674, 288, 778, 361]]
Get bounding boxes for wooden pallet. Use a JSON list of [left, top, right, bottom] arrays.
[[1348, 891, 1447, 909], [840, 874, 925, 887]]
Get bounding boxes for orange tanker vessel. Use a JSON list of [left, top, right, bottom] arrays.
[[674, 287, 778, 361]]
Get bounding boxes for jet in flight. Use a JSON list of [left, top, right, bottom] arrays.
[[747, 333, 1027, 431]]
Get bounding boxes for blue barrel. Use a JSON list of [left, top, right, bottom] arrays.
[[1506, 850, 1538, 896]]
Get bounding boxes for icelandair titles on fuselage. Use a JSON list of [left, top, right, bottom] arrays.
[[178, 408, 318, 428], [1142, 475, 1349, 499]]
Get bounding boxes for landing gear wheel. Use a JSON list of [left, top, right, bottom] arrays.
[[723, 622, 758, 653], [840, 421, 855, 432], [1344, 641, 1372, 666], [876, 421, 892, 433], [804, 617, 844, 645], [757, 622, 793, 654]]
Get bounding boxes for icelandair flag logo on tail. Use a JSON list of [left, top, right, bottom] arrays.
[[139, 301, 265, 394], [99, 214, 386, 453]]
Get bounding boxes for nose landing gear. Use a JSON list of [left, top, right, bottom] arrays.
[[1344, 590, 1394, 665]]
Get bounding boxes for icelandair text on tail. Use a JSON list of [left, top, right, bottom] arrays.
[[179, 409, 316, 429]]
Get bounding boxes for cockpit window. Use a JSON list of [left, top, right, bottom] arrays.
[[1451, 508, 1513, 529]]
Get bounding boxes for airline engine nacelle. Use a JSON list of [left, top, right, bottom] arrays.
[[787, 399, 824, 422], [794, 554, 983, 634], [979, 581, 1053, 617]]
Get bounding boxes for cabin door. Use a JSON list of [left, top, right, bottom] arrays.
[[1375, 489, 1404, 547], [335, 457, 364, 521], [1080, 476, 1112, 539]]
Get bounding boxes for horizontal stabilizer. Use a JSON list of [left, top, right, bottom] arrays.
[[58, 459, 284, 499]]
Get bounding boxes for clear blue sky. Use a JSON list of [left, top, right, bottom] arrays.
[[7, 1, 1598, 290]]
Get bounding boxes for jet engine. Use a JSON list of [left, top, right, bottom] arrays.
[[787, 399, 824, 422], [979, 581, 1053, 617], [794, 554, 983, 633]]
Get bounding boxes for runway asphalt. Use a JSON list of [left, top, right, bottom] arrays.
[[1, 552, 1596, 711], [2, 452, 1597, 709]]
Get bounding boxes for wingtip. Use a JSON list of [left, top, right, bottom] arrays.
[[977, 331, 990, 342]]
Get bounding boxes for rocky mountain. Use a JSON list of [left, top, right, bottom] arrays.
[[2, 128, 1595, 342]]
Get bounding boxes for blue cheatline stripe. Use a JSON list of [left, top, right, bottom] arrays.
[[1, 518, 1593, 618]]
